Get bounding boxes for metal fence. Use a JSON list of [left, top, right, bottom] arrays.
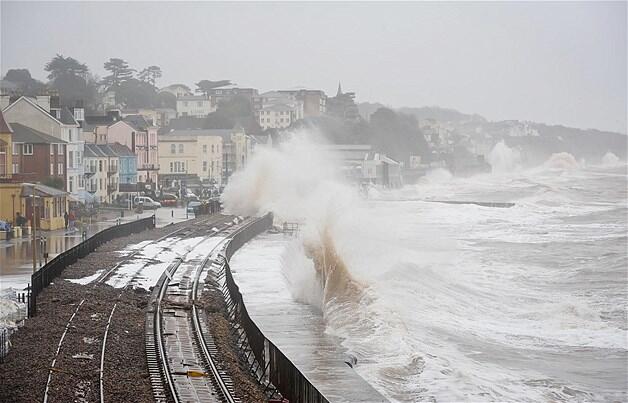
[[29, 215, 155, 317], [223, 214, 329, 403]]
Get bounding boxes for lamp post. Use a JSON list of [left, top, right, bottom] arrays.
[[11, 194, 15, 224], [30, 186, 39, 273]]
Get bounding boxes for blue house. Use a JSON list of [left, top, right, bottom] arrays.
[[109, 142, 137, 186]]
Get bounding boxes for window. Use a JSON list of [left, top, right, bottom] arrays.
[[170, 162, 173, 172], [23, 144, 33, 155], [68, 151, 74, 168], [179, 144, 183, 153], [50, 163, 54, 174], [69, 176, 73, 192], [211, 144, 215, 153], [203, 161, 207, 171], [203, 145, 207, 153], [12, 143, 19, 155], [197, 101, 203, 107], [58, 163, 63, 174], [99, 161, 103, 172], [58, 144, 64, 155], [50, 144, 55, 155], [171, 144, 176, 154], [12, 163, 19, 174], [77, 151, 81, 165]]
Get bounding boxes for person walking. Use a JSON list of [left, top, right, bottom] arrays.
[[64, 211, 69, 230], [68, 211, 76, 231]]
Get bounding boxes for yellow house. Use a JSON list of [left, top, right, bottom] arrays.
[[0, 183, 68, 230], [0, 110, 12, 179]]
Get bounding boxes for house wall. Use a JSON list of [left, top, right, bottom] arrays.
[[196, 136, 223, 184], [158, 137, 197, 176], [176, 97, 214, 118], [11, 143, 66, 187], [0, 183, 23, 223], [2, 99, 63, 138]]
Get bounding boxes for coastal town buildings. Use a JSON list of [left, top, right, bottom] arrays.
[[0, 182, 68, 230], [158, 127, 251, 189], [175, 95, 214, 118], [107, 115, 159, 186], [206, 87, 258, 109], [253, 91, 304, 130], [278, 89, 327, 117], [9, 123, 67, 188], [1, 95, 85, 200], [159, 84, 192, 98]]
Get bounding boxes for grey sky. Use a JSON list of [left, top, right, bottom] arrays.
[[1, 1, 626, 133]]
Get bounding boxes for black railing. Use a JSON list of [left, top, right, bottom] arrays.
[[29, 215, 155, 317], [222, 214, 329, 403]]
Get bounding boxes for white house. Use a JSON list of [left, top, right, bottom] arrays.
[[83, 143, 120, 203], [159, 84, 193, 98], [2, 95, 86, 201], [254, 91, 304, 130], [176, 95, 215, 118]]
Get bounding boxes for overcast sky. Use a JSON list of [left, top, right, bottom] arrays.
[[1, 1, 626, 133]]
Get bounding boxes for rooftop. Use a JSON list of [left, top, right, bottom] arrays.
[[0, 110, 13, 133], [21, 182, 67, 197], [10, 123, 66, 144]]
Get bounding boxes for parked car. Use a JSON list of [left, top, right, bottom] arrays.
[[133, 196, 161, 209], [158, 193, 178, 207], [187, 201, 201, 214]]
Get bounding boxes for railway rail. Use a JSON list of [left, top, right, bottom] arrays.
[[147, 218, 252, 403], [40, 216, 229, 403]]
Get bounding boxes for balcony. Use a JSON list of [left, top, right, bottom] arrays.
[[84, 166, 97, 177], [138, 164, 159, 171], [86, 184, 97, 193]]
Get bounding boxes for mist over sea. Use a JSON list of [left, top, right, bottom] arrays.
[[223, 136, 627, 402]]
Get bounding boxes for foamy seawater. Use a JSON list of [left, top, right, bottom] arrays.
[[230, 162, 627, 402]]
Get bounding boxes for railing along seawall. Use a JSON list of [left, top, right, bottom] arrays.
[[223, 214, 330, 403], [29, 215, 155, 317]]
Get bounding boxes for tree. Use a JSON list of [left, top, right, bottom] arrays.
[[369, 108, 429, 163], [195, 80, 231, 96], [45, 54, 88, 81], [101, 58, 135, 89], [43, 55, 96, 107], [138, 65, 162, 87], [116, 78, 159, 109], [2, 69, 47, 96]]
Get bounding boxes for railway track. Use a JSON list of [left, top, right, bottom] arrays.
[[41, 216, 228, 403], [147, 218, 251, 403]]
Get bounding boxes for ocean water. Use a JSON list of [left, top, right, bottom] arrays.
[[222, 135, 627, 402]]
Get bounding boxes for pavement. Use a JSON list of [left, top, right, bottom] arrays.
[[0, 207, 192, 292]]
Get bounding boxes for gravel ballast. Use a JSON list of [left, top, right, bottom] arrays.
[[0, 214, 270, 403]]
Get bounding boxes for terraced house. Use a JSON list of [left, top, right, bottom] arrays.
[[1, 95, 85, 200], [107, 114, 159, 187]]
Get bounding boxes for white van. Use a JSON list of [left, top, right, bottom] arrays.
[[133, 196, 161, 209]]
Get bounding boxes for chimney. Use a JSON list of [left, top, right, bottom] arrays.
[[73, 107, 85, 122], [36, 95, 51, 112], [0, 95, 9, 110]]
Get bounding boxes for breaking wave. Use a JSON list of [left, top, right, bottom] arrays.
[[488, 140, 522, 173], [542, 152, 580, 170], [222, 131, 365, 307]]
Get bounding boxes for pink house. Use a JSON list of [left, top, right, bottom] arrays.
[[107, 115, 159, 185]]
